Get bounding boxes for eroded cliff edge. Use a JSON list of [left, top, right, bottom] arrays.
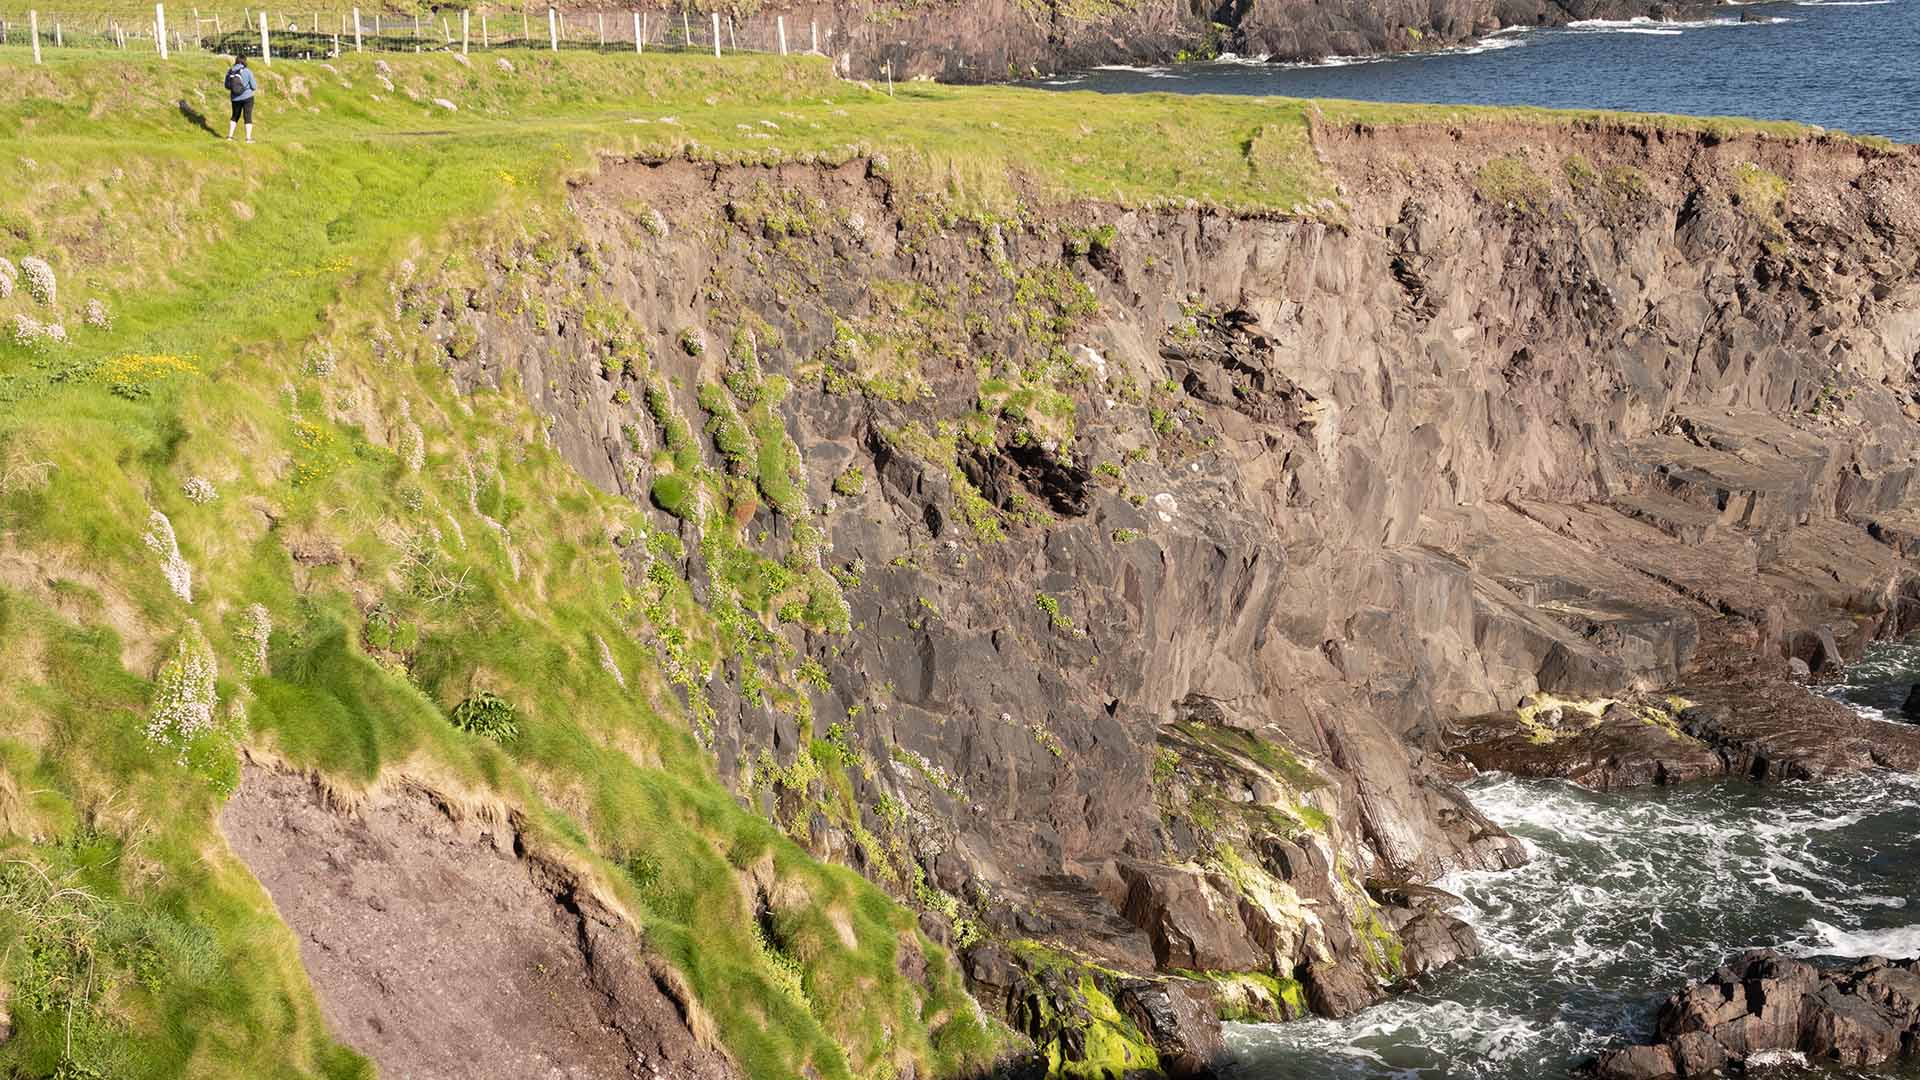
[[675, 0, 1721, 81], [401, 119, 1920, 1070]]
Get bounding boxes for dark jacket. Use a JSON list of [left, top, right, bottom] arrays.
[[226, 64, 257, 102]]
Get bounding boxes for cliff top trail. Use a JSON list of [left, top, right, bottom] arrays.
[[1, 47, 1917, 1080]]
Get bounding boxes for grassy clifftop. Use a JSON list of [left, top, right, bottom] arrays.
[[0, 47, 1865, 1080]]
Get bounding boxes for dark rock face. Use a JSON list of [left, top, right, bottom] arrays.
[[422, 123, 1920, 1066], [1115, 979, 1231, 1078], [1594, 950, 1920, 1078], [709, 0, 1717, 81]]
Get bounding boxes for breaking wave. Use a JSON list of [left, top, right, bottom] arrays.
[[1224, 646, 1920, 1079]]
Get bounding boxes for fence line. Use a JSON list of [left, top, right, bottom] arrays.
[[2, 4, 847, 62]]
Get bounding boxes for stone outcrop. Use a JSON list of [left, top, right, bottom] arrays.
[[407, 119, 1920, 1069], [605, 0, 1722, 81], [1594, 950, 1920, 1078]]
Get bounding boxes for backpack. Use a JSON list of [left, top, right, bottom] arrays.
[[225, 67, 247, 95]]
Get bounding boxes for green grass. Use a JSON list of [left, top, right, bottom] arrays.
[[0, 48, 1022, 1080], [0, 44, 1881, 1080]]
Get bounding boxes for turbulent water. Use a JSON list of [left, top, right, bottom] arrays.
[[1227, 644, 1920, 1078], [1038, 0, 1919, 143]]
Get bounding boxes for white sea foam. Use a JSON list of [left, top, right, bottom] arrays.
[[1788, 920, 1920, 958], [1227, 654, 1920, 1078], [1566, 16, 1683, 33]]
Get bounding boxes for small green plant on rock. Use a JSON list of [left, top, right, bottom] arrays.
[[1034, 592, 1072, 632], [449, 690, 519, 743], [1476, 155, 1552, 215], [650, 473, 697, 520], [832, 465, 867, 497]]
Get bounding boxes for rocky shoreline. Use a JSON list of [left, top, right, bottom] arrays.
[[1596, 950, 1920, 1078], [570, 0, 1728, 81]]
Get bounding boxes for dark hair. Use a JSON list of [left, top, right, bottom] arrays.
[[233, 55, 247, 66]]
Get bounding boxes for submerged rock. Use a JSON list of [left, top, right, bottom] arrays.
[[1593, 950, 1920, 1078]]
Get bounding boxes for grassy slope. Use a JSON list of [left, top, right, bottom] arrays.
[[0, 45, 1851, 1080]]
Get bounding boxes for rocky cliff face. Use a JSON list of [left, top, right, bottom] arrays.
[[646, 0, 1715, 81], [401, 119, 1920, 1070]]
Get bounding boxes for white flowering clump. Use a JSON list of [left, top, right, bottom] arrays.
[[398, 400, 426, 473], [181, 476, 217, 505], [19, 256, 55, 305], [146, 621, 218, 752], [42, 324, 67, 344], [305, 344, 337, 378], [596, 634, 625, 688], [83, 299, 111, 330], [241, 603, 272, 676], [10, 314, 44, 346], [0, 257, 15, 299], [143, 509, 193, 602]]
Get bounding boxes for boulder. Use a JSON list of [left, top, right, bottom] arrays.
[[1114, 979, 1228, 1078], [1594, 950, 1920, 1076], [1397, 910, 1479, 977], [1118, 862, 1269, 973], [1592, 1044, 1677, 1079], [1302, 961, 1384, 1018]]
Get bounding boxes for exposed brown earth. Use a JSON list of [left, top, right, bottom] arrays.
[[220, 764, 736, 1080]]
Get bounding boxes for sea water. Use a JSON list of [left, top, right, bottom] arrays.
[[1035, 0, 1919, 143], [1226, 644, 1920, 1078]]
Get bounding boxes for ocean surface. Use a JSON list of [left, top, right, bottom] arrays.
[[1036, 0, 1919, 144], [1225, 643, 1920, 1079]]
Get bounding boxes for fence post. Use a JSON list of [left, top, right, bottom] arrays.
[[709, 11, 717, 56], [811, 20, 817, 53], [776, 15, 785, 54], [29, 10, 40, 62], [481, 12, 487, 47], [726, 14, 734, 50], [886, 60, 892, 94], [680, 9, 688, 46], [632, 10, 640, 52], [460, 8, 468, 53], [155, 3, 168, 57], [351, 6, 359, 50], [546, 6, 555, 49], [258, 9, 270, 61], [596, 11, 603, 46], [441, 16, 450, 46], [55, 16, 62, 46]]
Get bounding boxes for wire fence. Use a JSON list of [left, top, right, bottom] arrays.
[[0, 4, 851, 65]]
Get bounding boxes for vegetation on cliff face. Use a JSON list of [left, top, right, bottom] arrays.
[[0, 43, 1899, 1080], [0, 50, 1034, 1080]]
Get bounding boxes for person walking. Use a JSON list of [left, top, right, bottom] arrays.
[[224, 55, 258, 143]]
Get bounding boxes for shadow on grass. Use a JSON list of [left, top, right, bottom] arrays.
[[177, 98, 219, 137]]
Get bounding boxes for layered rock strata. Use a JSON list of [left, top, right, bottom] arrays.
[[398, 120, 1920, 1068]]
